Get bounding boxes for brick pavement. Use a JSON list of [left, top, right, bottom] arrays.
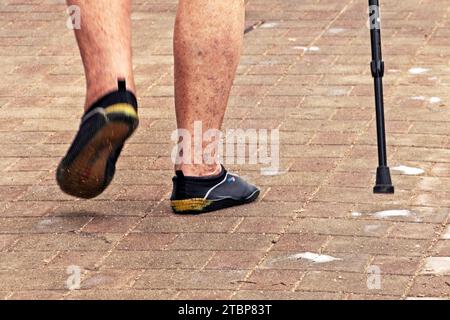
[[0, 0, 449, 300]]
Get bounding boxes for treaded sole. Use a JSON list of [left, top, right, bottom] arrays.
[[57, 112, 138, 199], [171, 189, 260, 215]]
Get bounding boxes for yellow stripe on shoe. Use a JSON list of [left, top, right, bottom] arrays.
[[171, 198, 212, 212], [105, 103, 138, 119]]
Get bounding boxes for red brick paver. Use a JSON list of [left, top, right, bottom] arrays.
[[0, 0, 449, 300]]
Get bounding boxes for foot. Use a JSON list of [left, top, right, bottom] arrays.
[[170, 165, 260, 214], [56, 79, 139, 199]]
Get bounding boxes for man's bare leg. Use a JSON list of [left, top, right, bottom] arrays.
[[67, 0, 135, 110], [58, 0, 138, 199], [170, 0, 258, 214], [174, 0, 245, 176]]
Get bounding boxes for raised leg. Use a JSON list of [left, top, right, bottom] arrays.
[[67, 0, 135, 110]]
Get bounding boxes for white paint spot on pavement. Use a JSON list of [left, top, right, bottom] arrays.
[[272, 252, 342, 264], [329, 88, 348, 96], [409, 67, 429, 75], [260, 168, 288, 176], [261, 22, 279, 29], [291, 252, 341, 263], [421, 257, 450, 275], [293, 46, 320, 52], [352, 209, 416, 220], [35, 218, 66, 232], [37, 219, 54, 226], [410, 96, 442, 104], [328, 28, 346, 34], [392, 165, 425, 176], [82, 275, 114, 289], [429, 97, 442, 104], [364, 225, 381, 233], [442, 226, 450, 240], [371, 210, 414, 219]]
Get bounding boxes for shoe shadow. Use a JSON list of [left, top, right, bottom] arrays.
[[50, 210, 99, 218]]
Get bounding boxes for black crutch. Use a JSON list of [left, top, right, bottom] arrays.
[[368, 0, 394, 194]]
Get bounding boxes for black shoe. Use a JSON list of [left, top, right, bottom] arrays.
[[56, 79, 139, 199], [170, 166, 260, 214]]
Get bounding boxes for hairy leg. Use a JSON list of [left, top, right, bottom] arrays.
[[67, 0, 135, 110], [174, 0, 245, 176]]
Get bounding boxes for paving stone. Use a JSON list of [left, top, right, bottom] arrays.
[[205, 251, 265, 270], [324, 236, 429, 257], [134, 270, 248, 290], [67, 289, 176, 300], [262, 186, 315, 202], [240, 269, 305, 291], [232, 290, 342, 300], [47, 251, 105, 271], [135, 216, 241, 233], [345, 293, 401, 300], [199, 201, 303, 217], [0, 269, 69, 291], [117, 232, 178, 251], [371, 256, 421, 276], [287, 217, 391, 237], [297, 271, 410, 296], [0, 235, 18, 251], [12, 233, 120, 252], [166, 290, 233, 300], [0, 216, 91, 234], [299, 201, 355, 219], [103, 250, 214, 270], [168, 233, 275, 251], [432, 240, 450, 256], [50, 200, 158, 217], [7, 290, 64, 300], [408, 275, 450, 298], [388, 222, 440, 240], [81, 270, 142, 290], [0, 201, 57, 217], [235, 217, 292, 234], [0, 251, 55, 271], [82, 216, 141, 234]]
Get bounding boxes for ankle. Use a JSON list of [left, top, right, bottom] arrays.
[[84, 77, 136, 111], [175, 164, 222, 177]]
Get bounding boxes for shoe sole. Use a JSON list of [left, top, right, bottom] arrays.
[[57, 105, 138, 199], [171, 189, 260, 215]]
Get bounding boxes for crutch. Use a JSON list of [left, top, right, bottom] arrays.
[[368, 0, 394, 194]]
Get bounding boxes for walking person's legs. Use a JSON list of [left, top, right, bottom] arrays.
[[57, 0, 259, 213], [170, 0, 260, 214]]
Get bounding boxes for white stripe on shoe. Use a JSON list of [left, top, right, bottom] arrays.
[[203, 172, 229, 200]]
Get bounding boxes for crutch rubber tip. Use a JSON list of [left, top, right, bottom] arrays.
[[373, 166, 395, 194], [374, 184, 395, 194]]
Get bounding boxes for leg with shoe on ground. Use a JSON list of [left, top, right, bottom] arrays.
[[57, 0, 259, 213], [170, 0, 259, 214]]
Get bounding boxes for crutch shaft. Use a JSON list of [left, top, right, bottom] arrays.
[[368, 0, 394, 194], [369, 0, 387, 167]]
